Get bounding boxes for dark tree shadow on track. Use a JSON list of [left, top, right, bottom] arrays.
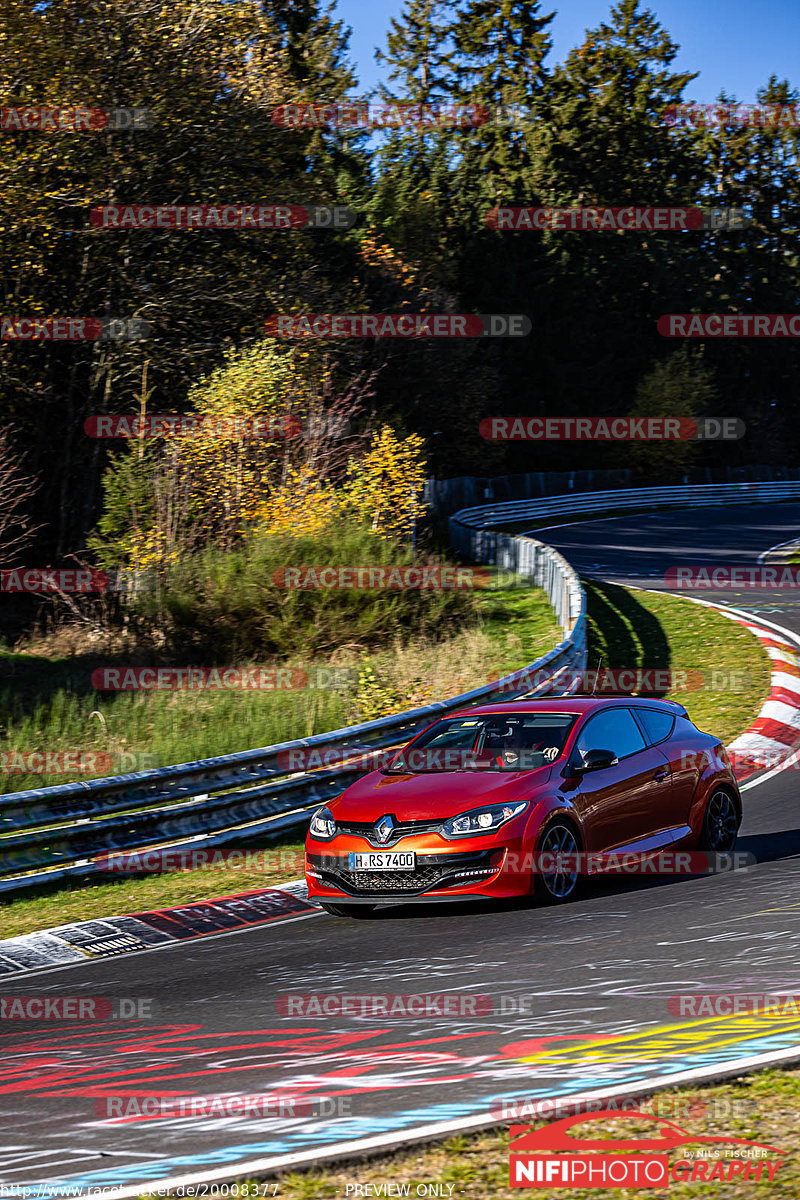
[[737, 829, 800, 863], [353, 831, 800, 920], [585, 581, 672, 696]]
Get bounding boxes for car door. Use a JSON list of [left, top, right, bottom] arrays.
[[631, 706, 694, 834], [573, 707, 673, 851]]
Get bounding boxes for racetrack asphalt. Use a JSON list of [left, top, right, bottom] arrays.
[[4, 501, 800, 1193]]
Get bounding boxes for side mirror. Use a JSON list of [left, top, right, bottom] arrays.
[[573, 747, 617, 774]]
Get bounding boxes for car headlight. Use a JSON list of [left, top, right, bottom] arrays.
[[441, 800, 529, 838], [309, 806, 337, 840]]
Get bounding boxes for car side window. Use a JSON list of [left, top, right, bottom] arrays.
[[633, 708, 675, 746], [575, 708, 647, 762]]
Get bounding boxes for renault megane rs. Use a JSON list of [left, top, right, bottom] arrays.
[[305, 697, 740, 916]]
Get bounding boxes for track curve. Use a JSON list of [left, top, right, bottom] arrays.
[[5, 502, 800, 1195]]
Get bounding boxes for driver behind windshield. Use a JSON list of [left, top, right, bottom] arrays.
[[384, 713, 576, 773]]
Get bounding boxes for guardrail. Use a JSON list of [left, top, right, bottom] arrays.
[[0, 536, 585, 895], [449, 480, 800, 538], [9, 479, 795, 896]]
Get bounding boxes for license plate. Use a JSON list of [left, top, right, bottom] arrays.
[[348, 852, 416, 871]]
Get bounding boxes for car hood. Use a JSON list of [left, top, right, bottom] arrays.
[[330, 764, 553, 821]]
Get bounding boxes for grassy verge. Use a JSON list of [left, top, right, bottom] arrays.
[[0, 836, 309, 940], [0, 581, 771, 936], [0, 581, 560, 934], [585, 580, 770, 745], [0, 581, 559, 794], [201, 1068, 800, 1199]]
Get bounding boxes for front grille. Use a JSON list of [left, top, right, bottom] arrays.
[[336, 817, 443, 846], [310, 850, 499, 896], [346, 866, 445, 892]]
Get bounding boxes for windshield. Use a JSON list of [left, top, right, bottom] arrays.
[[383, 712, 578, 773]]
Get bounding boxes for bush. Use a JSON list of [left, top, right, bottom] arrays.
[[128, 521, 475, 659]]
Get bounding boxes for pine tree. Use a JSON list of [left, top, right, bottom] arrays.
[[447, 0, 555, 200], [370, 0, 460, 265]]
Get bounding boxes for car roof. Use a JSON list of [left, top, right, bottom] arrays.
[[449, 696, 687, 718]]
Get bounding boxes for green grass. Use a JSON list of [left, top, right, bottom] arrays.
[[585, 580, 770, 744], [0, 580, 560, 794], [477, 584, 565, 672], [0, 581, 561, 933], [0, 834, 309, 940], [0, 658, 352, 789], [128, 522, 477, 660], [0, 580, 771, 936]]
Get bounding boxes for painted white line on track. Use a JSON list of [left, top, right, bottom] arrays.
[[757, 536, 800, 564]]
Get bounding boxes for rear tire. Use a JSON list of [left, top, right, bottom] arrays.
[[533, 819, 582, 905], [699, 788, 739, 854], [319, 902, 376, 918]]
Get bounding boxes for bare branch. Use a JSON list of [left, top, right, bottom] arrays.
[[0, 426, 40, 570]]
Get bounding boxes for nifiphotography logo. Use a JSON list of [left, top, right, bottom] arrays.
[[509, 1112, 785, 1188]]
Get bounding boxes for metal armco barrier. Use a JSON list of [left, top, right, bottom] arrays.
[[449, 480, 800, 539], [12, 479, 792, 896], [6, 479, 798, 895], [0, 536, 585, 894]]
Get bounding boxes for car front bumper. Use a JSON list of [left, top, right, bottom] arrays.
[[305, 838, 532, 902]]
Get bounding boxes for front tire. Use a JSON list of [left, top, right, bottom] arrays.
[[319, 902, 376, 918], [700, 789, 739, 853], [533, 820, 582, 905]]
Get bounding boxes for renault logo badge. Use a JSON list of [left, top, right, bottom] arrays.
[[374, 814, 395, 843]]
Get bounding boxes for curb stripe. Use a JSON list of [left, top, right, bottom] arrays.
[[718, 613, 800, 778]]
